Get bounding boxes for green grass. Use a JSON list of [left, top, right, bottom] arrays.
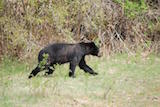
[[0, 54, 160, 107]]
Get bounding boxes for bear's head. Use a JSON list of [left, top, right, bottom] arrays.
[[80, 42, 101, 57], [88, 42, 100, 56]]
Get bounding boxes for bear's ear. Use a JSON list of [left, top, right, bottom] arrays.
[[90, 42, 95, 44], [89, 42, 95, 46], [79, 41, 85, 45]]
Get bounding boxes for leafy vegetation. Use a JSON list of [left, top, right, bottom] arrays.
[[115, 0, 148, 18], [39, 53, 49, 70], [0, 0, 160, 59]]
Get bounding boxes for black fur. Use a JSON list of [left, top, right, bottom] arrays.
[[28, 42, 100, 79]]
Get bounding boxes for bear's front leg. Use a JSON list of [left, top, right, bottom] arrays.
[[79, 58, 98, 75], [69, 62, 76, 78]]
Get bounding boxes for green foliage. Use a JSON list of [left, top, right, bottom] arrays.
[[0, 16, 28, 57], [0, 0, 4, 13], [148, 21, 154, 32], [0, 0, 159, 59], [39, 53, 49, 70], [115, 0, 148, 18]]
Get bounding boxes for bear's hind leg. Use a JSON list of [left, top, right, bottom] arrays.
[[69, 62, 76, 78], [45, 66, 55, 76], [28, 66, 41, 79]]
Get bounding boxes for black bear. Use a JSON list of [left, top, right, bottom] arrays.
[[28, 42, 100, 78]]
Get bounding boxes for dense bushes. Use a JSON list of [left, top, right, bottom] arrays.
[[0, 0, 160, 60]]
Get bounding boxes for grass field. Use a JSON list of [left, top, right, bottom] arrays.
[[0, 54, 160, 107]]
